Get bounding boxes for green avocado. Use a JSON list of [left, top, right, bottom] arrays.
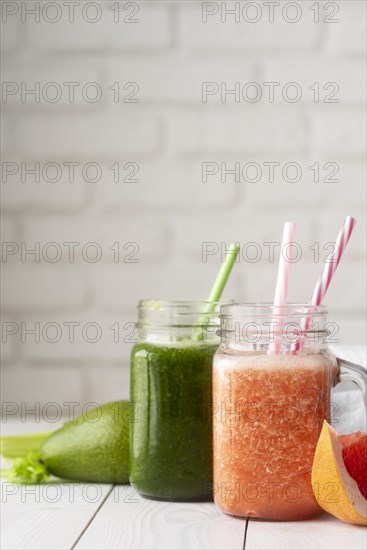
[[40, 401, 130, 483]]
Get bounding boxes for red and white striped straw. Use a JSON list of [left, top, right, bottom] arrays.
[[268, 221, 296, 354], [290, 216, 357, 352]]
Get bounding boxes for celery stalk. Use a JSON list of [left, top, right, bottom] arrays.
[[0, 433, 53, 484], [0, 432, 52, 459], [1, 451, 51, 484]]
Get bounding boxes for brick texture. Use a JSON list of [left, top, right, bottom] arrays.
[[1, 1, 366, 409]]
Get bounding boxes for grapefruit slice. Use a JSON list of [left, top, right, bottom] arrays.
[[339, 431, 367, 500], [312, 421, 367, 526]]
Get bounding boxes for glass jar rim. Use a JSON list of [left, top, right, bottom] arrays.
[[137, 299, 233, 329], [220, 303, 328, 318]]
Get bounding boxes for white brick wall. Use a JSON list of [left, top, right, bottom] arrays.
[[27, 3, 171, 51], [1, 1, 366, 413], [167, 109, 308, 154], [11, 113, 161, 158], [326, 1, 366, 54], [312, 109, 365, 157], [2, 265, 87, 311], [179, 2, 322, 51]]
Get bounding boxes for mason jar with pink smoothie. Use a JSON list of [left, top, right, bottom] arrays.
[[213, 303, 366, 521]]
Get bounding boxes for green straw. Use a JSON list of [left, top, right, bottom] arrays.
[[193, 243, 240, 341]]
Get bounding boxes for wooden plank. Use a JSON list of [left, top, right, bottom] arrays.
[[75, 485, 247, 550], [1, 479, 113, 550], [245, 514, 367, 550], [1, 419, 113, 549]]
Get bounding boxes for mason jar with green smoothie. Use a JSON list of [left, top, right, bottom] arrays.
[[130, 299, 232, 501], [129, 245, 239, 501]]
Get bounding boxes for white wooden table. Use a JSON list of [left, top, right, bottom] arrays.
[[1, 421, 366, 550], [1, 346, 366, 549], [1, 478, 366, 550]]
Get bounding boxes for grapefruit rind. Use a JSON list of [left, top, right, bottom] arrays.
[[312, 421, 367, 526]]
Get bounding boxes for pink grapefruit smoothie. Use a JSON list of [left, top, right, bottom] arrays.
[[213, 351, 337, 520]]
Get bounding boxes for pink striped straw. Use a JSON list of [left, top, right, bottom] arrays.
[[268, 221, 296, 354], [290, 216, 357, 352]]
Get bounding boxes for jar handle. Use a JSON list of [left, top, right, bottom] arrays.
[[336, 357, 367, 413]]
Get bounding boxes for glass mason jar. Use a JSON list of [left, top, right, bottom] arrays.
[[213, 303, 367, 521], [130, 299, 230, 502]]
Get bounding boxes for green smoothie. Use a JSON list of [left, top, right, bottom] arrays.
[[130, 340, 218, 501]]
